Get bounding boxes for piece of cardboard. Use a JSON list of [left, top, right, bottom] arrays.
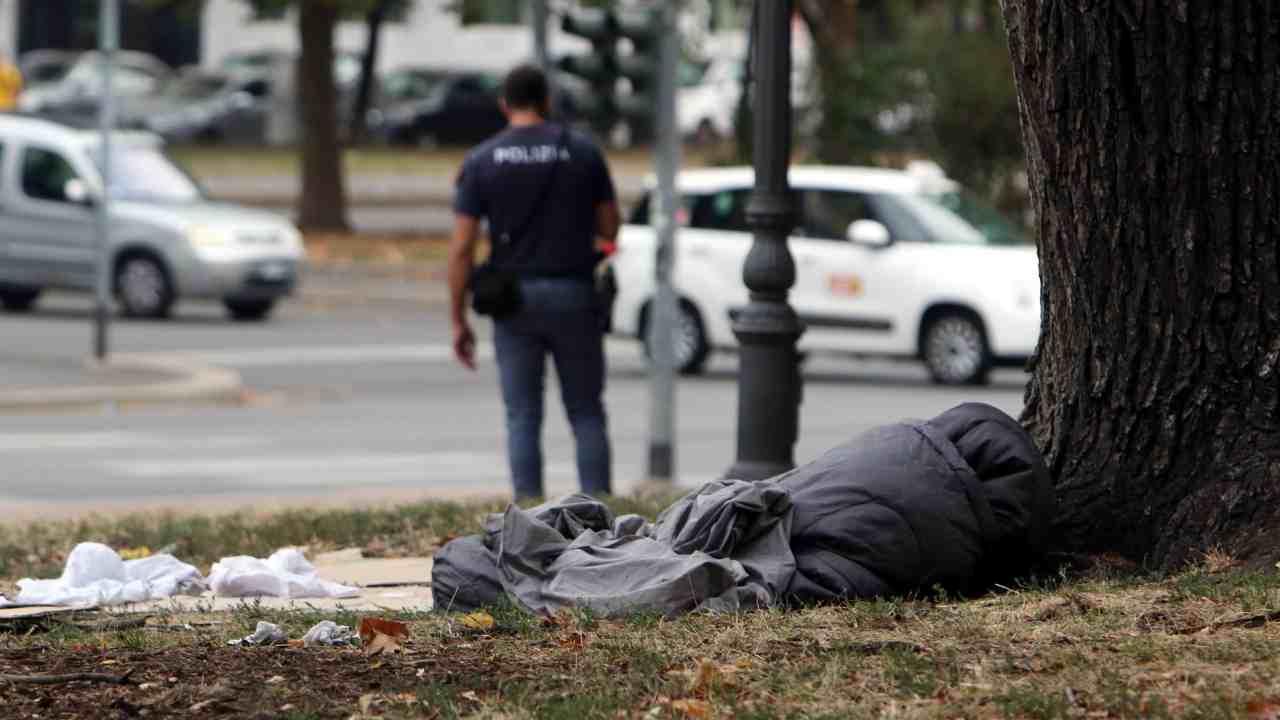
[[0, 605, 91, 621]]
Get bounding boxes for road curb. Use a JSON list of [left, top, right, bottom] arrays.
[[0, 354, 244, 411]]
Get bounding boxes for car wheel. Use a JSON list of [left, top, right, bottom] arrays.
[[644, 301, 710, 376], [922, 311, 991, 385], [0, 286, 40, 312], [116, 254, 174, 319], [224, 298, 276, 322]]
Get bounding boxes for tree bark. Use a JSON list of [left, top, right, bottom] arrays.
[[795, 0, 859, 162], [1002, 0, 1280, 568], [350, 0, 388, 144], [297, 0, 350, 232]]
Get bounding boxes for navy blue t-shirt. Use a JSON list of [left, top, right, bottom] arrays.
[[454, 123, 616, 279]]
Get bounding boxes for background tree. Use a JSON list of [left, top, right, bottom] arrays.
[[794, 0, 860, 162], [293, 0, 349, 231], [246, 0, 400, 232], [1001, 0, 1280, 567]]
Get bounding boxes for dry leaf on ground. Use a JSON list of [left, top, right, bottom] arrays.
[[460, 611, 495, 631], [671, 698, 711, 718], [358, 617, 409, 644], [364, 632, 404, 656]]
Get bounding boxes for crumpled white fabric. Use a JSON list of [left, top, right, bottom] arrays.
[[12, 542, 205, 607], [209, 548, 358, 599], [228, 621, 288, 646], [302, 620, 358, 646]]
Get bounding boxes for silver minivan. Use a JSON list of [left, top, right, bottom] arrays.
[[0, 115, 303, 320]]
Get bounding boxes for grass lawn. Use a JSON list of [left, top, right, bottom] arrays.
[[4, 496, 1280, 719], [170, 144, 711, 180], [304, 232, 452, 268]]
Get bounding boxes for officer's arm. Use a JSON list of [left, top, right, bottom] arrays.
[[448, 213, 481, 328], [596, 200, 621, 244]]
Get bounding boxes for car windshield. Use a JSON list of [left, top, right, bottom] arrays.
[[889, 191, 1031, 246], [929, 190, 1031, 246], [90, 145, 202, 203], [384, 71, 446, 101]]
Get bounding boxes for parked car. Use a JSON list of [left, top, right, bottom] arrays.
[[611, 166, 1040, 385], [18, 49, 79, 89], [0, 115, 303, 321], [135, 69, 273, 144], [370, 70, 505, 146], [16, 51, 172, 126], [221, 49, 361, 135], [677, 52, 814, 144]]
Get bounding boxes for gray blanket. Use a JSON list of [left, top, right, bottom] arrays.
[[435, 479, 793, 616], [432, 402, 1053, 617]]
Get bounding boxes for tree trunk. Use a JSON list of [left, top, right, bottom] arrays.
[[1002, 1, 1280, 569], [795, 0, 859, 162], [297, 0, 350, 232], [350, 0, 388, 144]]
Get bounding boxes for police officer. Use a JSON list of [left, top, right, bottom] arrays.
[[449, 64, 621, 501]]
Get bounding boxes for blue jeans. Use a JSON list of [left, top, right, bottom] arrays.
[[494, 277, 611, 500]]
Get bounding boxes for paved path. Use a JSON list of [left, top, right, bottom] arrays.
[[0, 286, 1027, 523]]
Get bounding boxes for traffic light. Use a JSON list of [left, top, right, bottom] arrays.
[[555, 6, 662, 144], [557, 8, 618, 134], [612, 8, 661, 144]]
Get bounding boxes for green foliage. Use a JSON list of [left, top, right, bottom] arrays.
[[910, 6, 1023, 194], [795, 0, 1026, 217]]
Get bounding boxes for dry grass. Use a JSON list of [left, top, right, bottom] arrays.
[[304, 232, 452, 270], [170, 145, 705, 179], [6, 498, 1280, 718]]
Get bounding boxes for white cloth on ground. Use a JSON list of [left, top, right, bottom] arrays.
[[208, 548, 359, 599], [302, 620, 358, 646], [12, 543, 205, 607]]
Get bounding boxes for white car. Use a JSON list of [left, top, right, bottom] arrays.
[[610, 166, 1040, 385], [677, 53, 814, 143]]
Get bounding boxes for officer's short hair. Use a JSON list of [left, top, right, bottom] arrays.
[[503, 64, 549, 112]]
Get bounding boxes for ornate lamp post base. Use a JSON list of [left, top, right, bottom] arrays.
[[726, 0, 803, 482]]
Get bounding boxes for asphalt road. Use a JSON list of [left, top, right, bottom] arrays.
[[0, 284, 1028, 521], [262, 205, 456, 235]]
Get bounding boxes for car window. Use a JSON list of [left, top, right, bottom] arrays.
[[795, 189, 877, 241], [865, 193, 931, 243], [931, 190, 1030, 245], [628, 191, 695, 227], [241, 78, 270, 98], [21, 146, 80, 204], [875, 192, 989, 245], [690, 189, 750, 232], [451, 78, 485, 97]]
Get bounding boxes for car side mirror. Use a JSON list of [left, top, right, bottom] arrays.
[[63, 178, 94, 207], [847, 219, 891, 248]]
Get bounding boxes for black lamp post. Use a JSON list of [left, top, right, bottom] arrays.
[[727, 0, 803, 481]]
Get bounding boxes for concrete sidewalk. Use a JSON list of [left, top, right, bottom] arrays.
[[0, 351, 243, 411]]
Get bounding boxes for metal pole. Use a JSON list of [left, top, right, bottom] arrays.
[[95, 0, 118, 361], [647, 3, 679, 482], [726, 0, 802, 481], [531, 0, 555, 115]]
